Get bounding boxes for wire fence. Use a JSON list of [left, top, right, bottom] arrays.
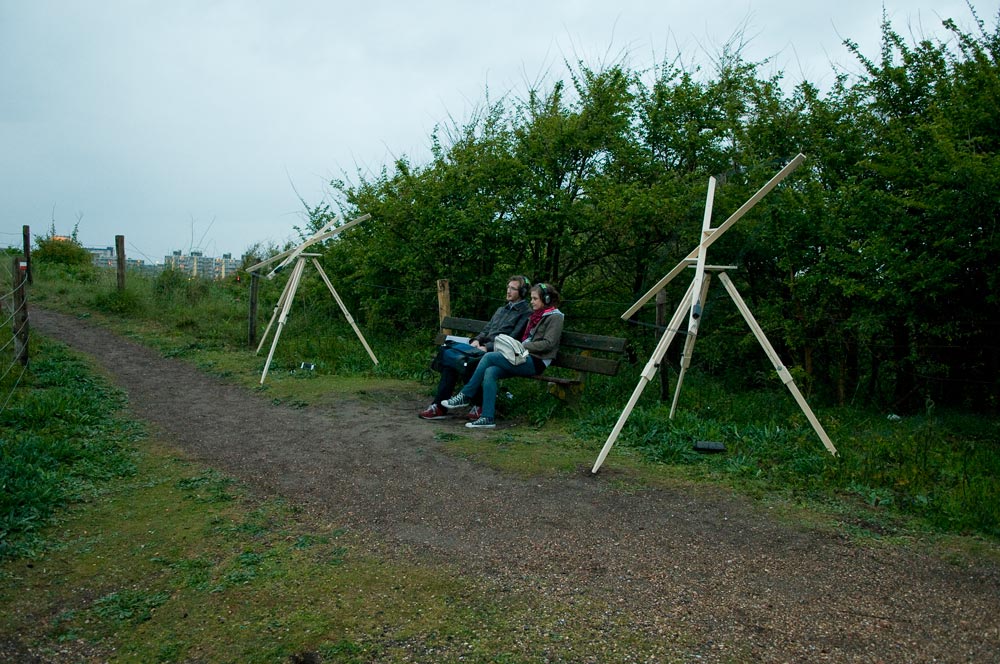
[[0, 258, 30, 417]]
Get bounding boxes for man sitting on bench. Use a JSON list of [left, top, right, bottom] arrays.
[[441, 283, 564, 429], [419, 275, 532, 421]]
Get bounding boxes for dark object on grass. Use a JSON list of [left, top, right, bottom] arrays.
[[693, 440, 726, 453]]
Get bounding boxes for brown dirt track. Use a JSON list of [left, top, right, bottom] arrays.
[[30, 308, 1000, 662]]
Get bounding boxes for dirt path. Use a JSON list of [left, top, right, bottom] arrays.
[[33, 309, 1000, 662]]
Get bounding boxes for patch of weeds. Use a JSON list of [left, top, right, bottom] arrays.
[[151, 555, 216, 590], [293, 534, 331, 550], [52, 609, 81, 642], [319, 639, 365, 662], [214, 550, 267, 590], [216, 518, 271, 539], [329, 546, 348, 566], [434, 432, 461, 442], [93, 589, 171, 625], [495, 432, 518, 446], [156, 641, 184, 662], [176, 470, 235, 504], [162, 342, 206, 358]]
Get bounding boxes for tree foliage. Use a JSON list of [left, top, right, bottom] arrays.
[[312, 5, 999, 412]]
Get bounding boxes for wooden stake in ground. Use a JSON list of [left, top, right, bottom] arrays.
[[592, 154, 837, 474]]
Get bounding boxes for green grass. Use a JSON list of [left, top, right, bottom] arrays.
[[0, 339, 140, 561]]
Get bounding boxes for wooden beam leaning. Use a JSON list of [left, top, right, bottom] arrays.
[[312, 258, 379, 366], [596, 154, 819, 473], [717, 272, 837, 456], [259, 255, 308, 383], [621, 154, 805, 320], [591, 279, 698, 474], [245, 213, 371, 277]]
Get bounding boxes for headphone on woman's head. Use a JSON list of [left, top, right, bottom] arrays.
[[537, 282, 551, 305]]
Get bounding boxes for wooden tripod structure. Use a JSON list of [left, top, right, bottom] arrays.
[[246, 213, 378, 384], [591, 154, 838, 474]]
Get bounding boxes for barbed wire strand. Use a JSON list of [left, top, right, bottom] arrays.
[[0, 361, 27, 416]]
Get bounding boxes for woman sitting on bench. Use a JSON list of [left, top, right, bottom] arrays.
[[442, 283, 564, 428]]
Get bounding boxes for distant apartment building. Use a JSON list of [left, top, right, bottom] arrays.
[[163, 251, 241, 279], [86, 246, 148, 271]]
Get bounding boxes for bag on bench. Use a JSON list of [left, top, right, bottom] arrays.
[[431, 340, 485, 378], [493, 333, 530, 366]]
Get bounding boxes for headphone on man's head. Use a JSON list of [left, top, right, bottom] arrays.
[[514, 275, 531, 299], [537, 282, 551, 305]]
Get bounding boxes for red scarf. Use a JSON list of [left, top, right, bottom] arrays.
[[522, 307, 554, 341]]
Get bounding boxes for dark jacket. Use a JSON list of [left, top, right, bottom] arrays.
[[474, 300, 531, 350]]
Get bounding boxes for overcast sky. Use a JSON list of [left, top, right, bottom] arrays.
[[2, 1, 993, 264]]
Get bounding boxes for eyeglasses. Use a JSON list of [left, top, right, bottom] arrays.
[[506, 286, 519, 291]]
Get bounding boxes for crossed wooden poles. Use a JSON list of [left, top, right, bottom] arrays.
[[246, 213, 378, 384], [592, 154, 838, 474]]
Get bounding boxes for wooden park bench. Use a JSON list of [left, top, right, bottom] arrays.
[[435, 315, 628, 398]]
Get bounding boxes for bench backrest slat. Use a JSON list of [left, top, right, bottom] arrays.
[[441, 317, 486, 335], [558, 329, 628, 353], [552, 352, 621, 376]]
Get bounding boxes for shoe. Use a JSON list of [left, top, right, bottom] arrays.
[[465, 416, 495, 429], [418, 403, 448, 420], [442, 393, 470, 410], [466, 405, 482, 421]]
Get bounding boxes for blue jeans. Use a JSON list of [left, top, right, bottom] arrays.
[[459, 351, 540, 419]]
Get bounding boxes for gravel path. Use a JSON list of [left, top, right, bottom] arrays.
[[33, 308, 1000, 662]]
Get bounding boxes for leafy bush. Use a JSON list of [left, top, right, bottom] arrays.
[[32, 224, 93, 267]]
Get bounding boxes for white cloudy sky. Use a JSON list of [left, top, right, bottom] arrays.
[[1, 0, 993, 264]]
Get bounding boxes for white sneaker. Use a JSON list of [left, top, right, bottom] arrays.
[[442, 393, 470, 409]]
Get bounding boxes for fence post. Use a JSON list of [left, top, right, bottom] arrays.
[[437, 279, 451, 332], [656, 289, 670, 401], [22, 225, 32, 285], [115, 235, 126, 291], [12, 256, 29, 367], [248, 272, 259, 347]]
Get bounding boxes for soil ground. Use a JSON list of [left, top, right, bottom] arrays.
[[29, 308, 1000, 662]]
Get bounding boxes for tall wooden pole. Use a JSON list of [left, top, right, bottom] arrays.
[[248, 272, 260, 347], [12, 256, 29, 366], [437, 279, 451, 332], [115, 235, 126, 291], [655, 290, 669, 401], [22, 225, 32, 285]]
